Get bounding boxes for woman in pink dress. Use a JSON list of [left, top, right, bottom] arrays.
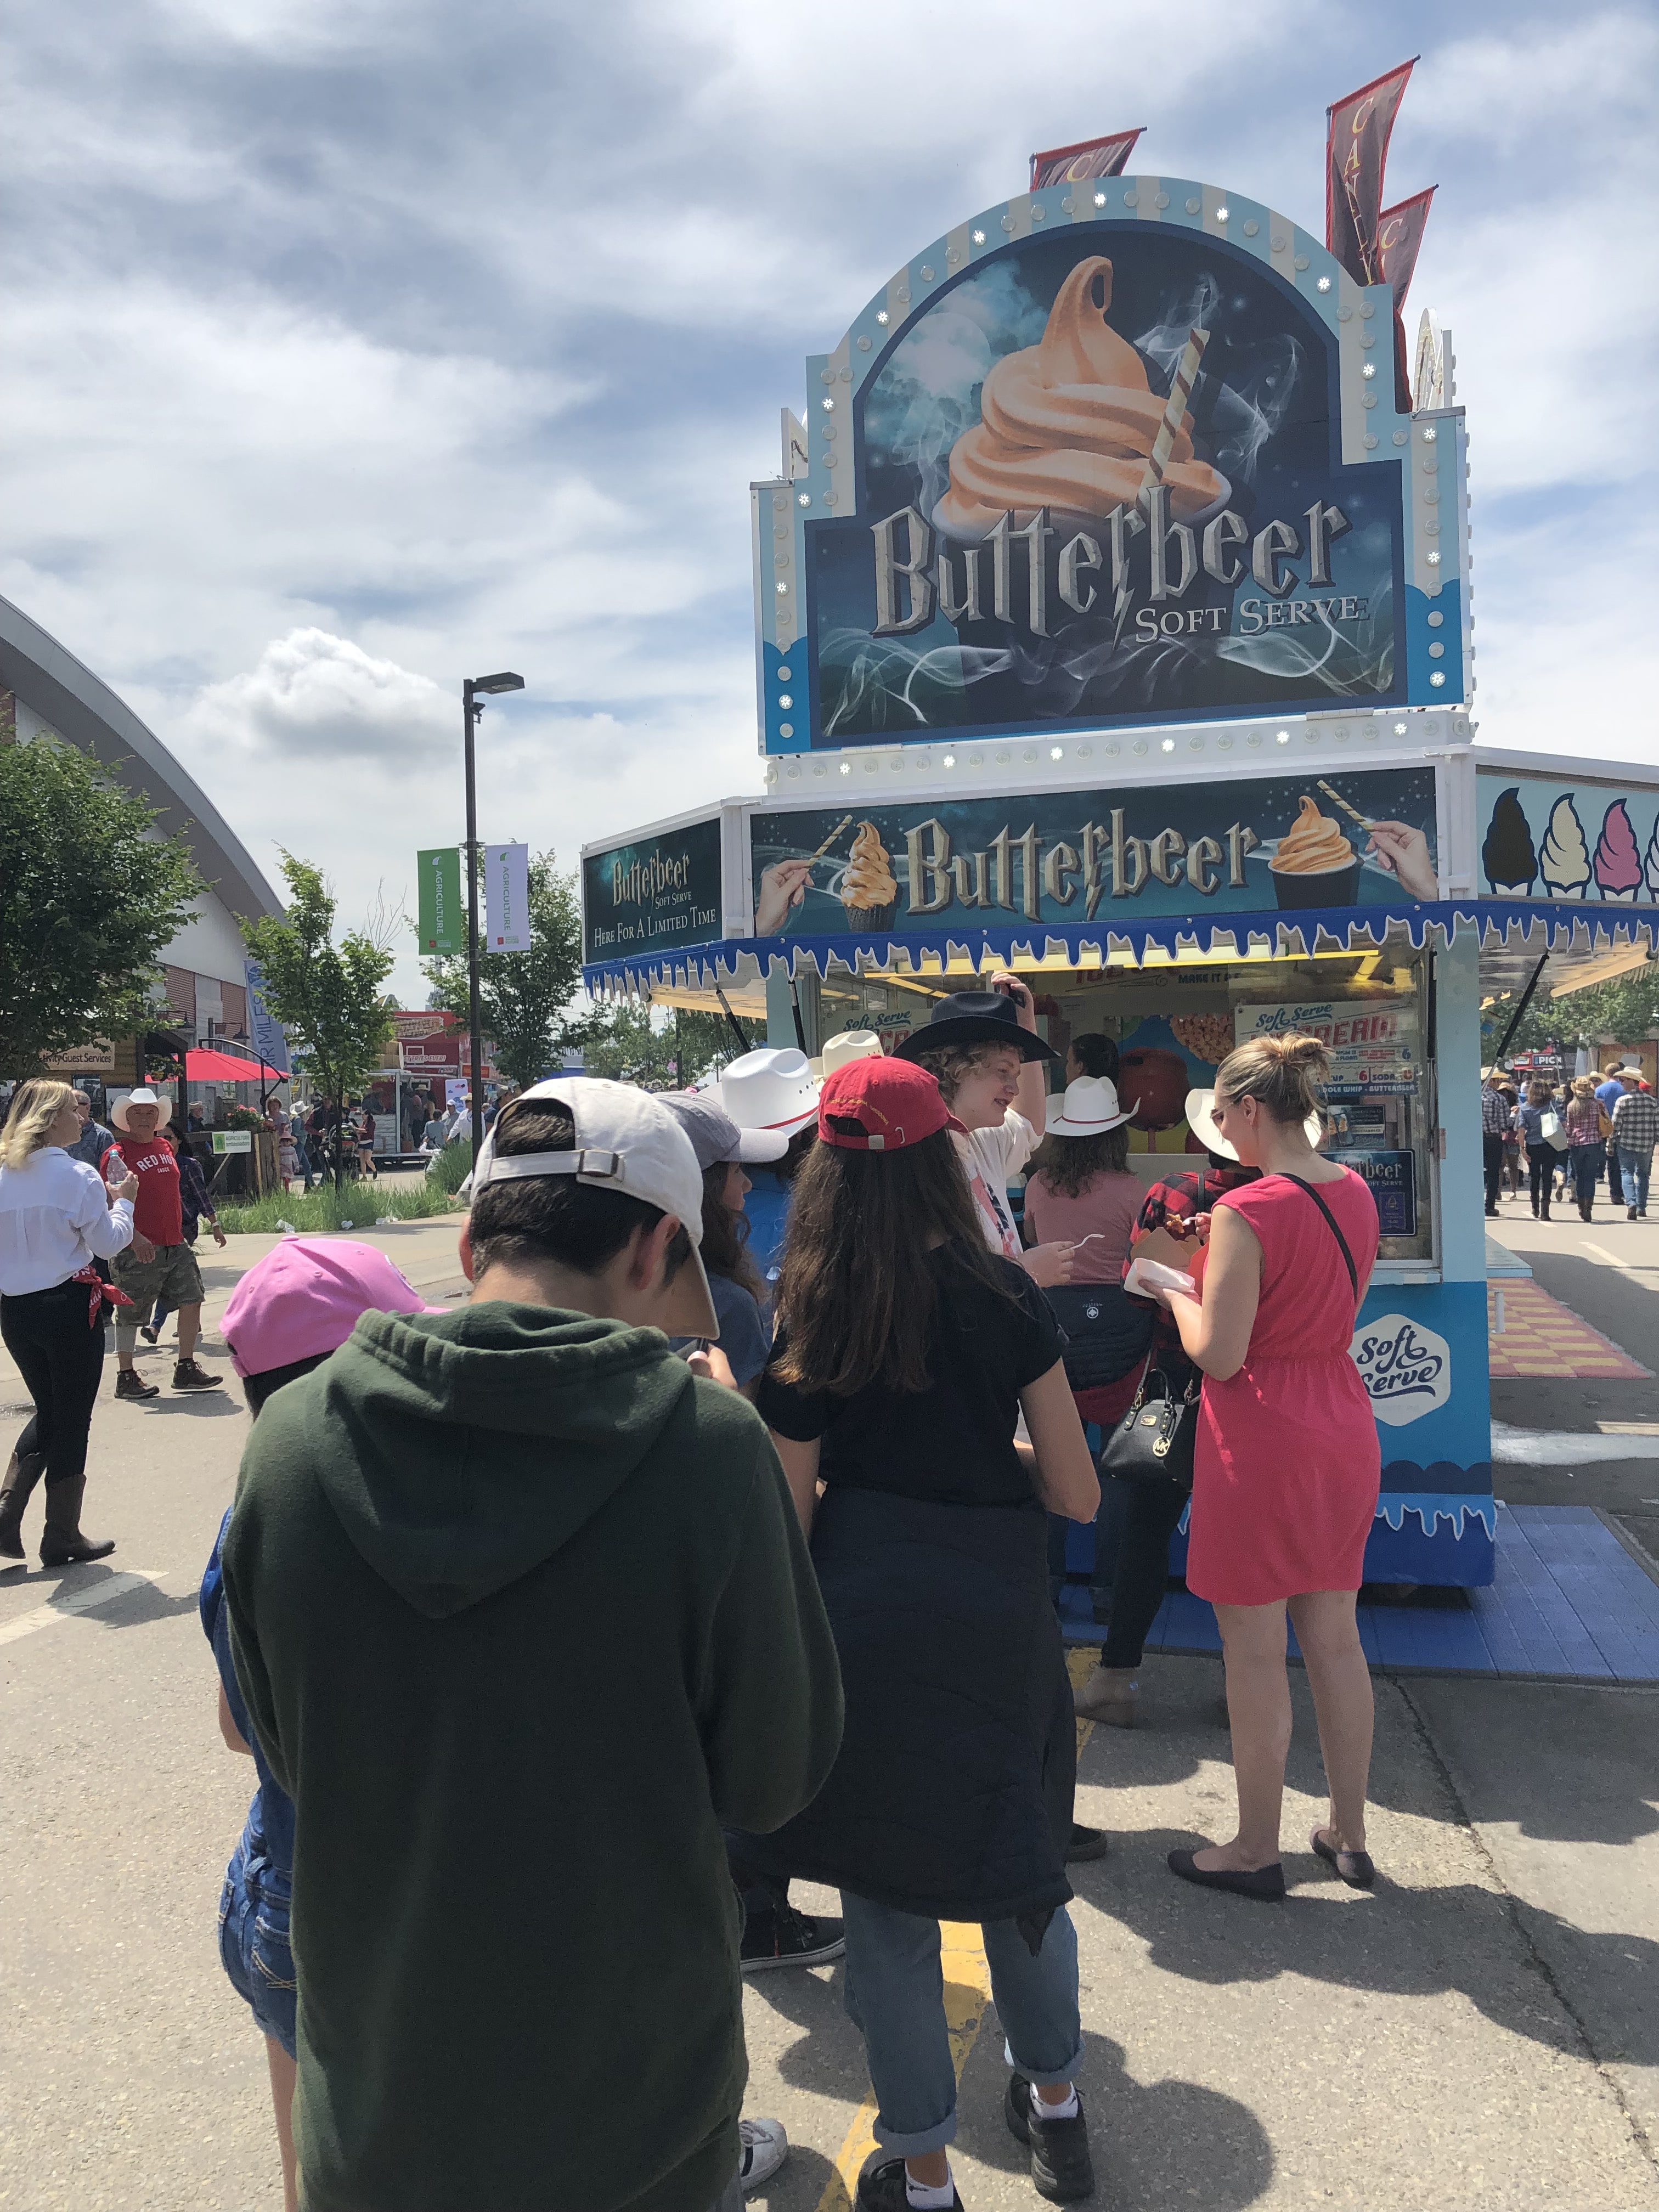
[[1155, 1033, 1381, 1900]]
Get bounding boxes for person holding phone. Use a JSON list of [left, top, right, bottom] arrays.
[[1153, 1035, 1381, 1900], [0, 1078, 138, 1564]]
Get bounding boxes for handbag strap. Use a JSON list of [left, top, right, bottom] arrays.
[[1280, 1173, 1359, 1311]]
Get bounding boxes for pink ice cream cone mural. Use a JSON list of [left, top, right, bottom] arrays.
[[1594, 800, 1641, 901], [1646, 818, 1659, 905]]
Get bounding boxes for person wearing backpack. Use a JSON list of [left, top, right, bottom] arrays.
[[1149, 1034, 1381, 1901]]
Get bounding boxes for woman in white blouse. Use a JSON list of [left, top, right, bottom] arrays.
[[0, 1079, 138, 1565]]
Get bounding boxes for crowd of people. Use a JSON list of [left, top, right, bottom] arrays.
[[1481, 1058, 1657, 1223], [1, 989, 1392, 2211]]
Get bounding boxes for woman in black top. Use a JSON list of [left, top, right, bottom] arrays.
[[748, 1056, 1099, 2212]]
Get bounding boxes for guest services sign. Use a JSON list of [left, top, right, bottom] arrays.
[[755, 175, 1463, 754]]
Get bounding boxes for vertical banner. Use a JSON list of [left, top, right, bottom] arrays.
[[484, 842, 531, 953], [417, 847, 464, 954], [1378, 186, 1437, 412], [1028, 127, 1144, 191], [242, 957, 291, 1076], [1325, 60, 1416, 284]]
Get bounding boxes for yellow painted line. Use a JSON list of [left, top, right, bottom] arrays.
[[814, 1649, 1101, 2209]]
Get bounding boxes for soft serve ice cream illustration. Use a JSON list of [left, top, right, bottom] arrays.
[[1481, 786, 1537, 895], [933, 257, 1224, 538], [840, 821, 899, 932], [1593, 800, 1641, 901], [1268, 794, 1359, 909], [1539, 795, 1590, 900]]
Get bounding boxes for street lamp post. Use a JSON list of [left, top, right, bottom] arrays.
[[461, 672, 526, 1161]]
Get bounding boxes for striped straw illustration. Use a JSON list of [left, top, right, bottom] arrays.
[[1136, 325, 1211, 507]]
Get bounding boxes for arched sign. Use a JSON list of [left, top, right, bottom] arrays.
[[754, 177, 1462, 754]]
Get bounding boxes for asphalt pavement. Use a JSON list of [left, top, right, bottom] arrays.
[[2, 1216, 1656, 2210]]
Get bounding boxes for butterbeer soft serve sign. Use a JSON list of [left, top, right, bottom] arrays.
[[582, 817, 723, 963], [758, 174, 1460, 752]]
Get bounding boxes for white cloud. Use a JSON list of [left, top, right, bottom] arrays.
[[183, 628, 454, 760]]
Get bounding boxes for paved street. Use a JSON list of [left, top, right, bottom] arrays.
[[4, 1218, 1657, 2210]]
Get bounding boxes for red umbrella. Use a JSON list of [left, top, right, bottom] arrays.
[[184, 1047, 288, 1083]]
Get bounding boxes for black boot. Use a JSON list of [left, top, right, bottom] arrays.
[[38, 1477, 115, 1568], [0, 1449, 47, 1560]]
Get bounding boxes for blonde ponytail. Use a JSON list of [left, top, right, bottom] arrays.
[[1215, 1034, 1329, 1127], [0, 1078, 75, 1170]]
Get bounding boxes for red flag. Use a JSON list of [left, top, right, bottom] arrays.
[[1325, 61, 1416, 284], [1379, 186, 1436, 413], [1030, 128, 1144, 192]]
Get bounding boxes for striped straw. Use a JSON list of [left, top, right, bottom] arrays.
[[1136, 326, 1211, 507]]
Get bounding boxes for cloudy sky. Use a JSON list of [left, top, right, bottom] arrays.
[[5, 0, 1655, 998]]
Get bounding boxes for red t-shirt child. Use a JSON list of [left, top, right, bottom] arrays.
[[101, 1135, 184, 1246]]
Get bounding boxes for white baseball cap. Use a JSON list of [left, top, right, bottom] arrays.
[[471, 1077, 720, 1339], [717, 1047, 821, 1137]]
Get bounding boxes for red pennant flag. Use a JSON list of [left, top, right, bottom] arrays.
[[1030, 128, 1144, 193], [1379, 186, 1436, 413], [1326, 61, 1416, 285]]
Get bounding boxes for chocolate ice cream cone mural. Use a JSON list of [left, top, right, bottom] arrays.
[[933, 258, 1224, 539], [840, 821, 899, 932], [1594, 800, 1641, 901], [1481, 786, 1537, 896], [1539, 795, 1590, 900], [1268, 794, 1360, 909]]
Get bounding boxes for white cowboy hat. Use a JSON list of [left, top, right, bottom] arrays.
[[112, 1086, 166, 1130], [817, 1030, 882, 1081], [1043, 1075, 1132, 1137], [1185, 1086, 1322, 1161], [717, 1047, 821, 1138]]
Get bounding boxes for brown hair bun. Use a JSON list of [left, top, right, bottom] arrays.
[[1214, 1032, 1330, 1127]]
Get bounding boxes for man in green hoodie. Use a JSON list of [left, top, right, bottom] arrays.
[[222, 1078, 843, 2212]]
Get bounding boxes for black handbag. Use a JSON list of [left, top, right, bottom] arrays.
[[1098, 1356, 1200, 1488], [1046, 1283, 1155, 1393]]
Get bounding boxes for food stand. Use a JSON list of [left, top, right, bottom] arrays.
[[580, 163, 1659, 1588]]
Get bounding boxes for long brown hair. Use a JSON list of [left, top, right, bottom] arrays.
[[772, 1128, 1018, 1396], [1028, 1125, 1130, 1199], [699, 1161, 764, 1299]]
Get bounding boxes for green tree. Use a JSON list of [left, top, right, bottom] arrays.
[[0, 736, 200, 1076], [1487, 960, 1659, 1060], [421, 850, 585, 1088], [578, 1001, 745, 1087], [241, 853, 396, 1188]]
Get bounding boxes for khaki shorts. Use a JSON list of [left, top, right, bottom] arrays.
[[112, 1242, 205, 1329]]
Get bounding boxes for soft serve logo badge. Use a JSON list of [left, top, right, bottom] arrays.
[[1350, 1314, 1451, 1426]]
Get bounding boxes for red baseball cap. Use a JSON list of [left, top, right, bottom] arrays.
[[817, 1056, 965, 1152]]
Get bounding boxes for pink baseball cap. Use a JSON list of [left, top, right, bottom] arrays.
[[222, 1238, 445, 1379]]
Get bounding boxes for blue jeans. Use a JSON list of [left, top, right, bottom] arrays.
[[217, 1833, 296, 2057], [840, 1892, 1082, 2156], [1619, 1149, 1652, 1212]]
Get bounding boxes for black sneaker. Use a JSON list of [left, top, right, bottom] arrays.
[[1065, 1824, 1110, 1864], [741, 1902, 845, 1973], [1006, 2074, 1094, 2203], [115, 1369, 160, 1401], [856, 2157, 964, 2210]]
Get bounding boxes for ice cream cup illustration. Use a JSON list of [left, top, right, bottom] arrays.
[[840, 821, 899, 932], [1268, 795, 1361, 909]]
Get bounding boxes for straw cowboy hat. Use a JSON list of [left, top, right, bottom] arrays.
[[1043, 1076, 1133, 1137], [112, 1086, 168, 1131], [717, 1047, 821, 1138], [809, 1029, 883, 1082], [1185, 1086, 1322, 1160]]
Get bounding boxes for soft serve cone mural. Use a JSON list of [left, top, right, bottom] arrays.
[[1539, 796, 1590, 900], [1476, 771, 1659, 911], [1594, 800, 1641, 901], [1480, 787, 1537, 896]]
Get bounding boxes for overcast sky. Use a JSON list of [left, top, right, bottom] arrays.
[[5, 0, 1655, 1000]]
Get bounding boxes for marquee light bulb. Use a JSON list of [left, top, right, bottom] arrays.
[[1093, 190, 1107, 206], [1215, 205, 1229, 221], [943, 753, 956, 767]]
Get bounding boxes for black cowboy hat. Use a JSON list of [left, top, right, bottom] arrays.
[[894, 991, 1059, 1065]]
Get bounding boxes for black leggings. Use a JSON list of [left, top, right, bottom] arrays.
[[0, 1280, 105, 1490], [1528, 1153, 1553, 1214], [1092, 1472, 1190, 1669]]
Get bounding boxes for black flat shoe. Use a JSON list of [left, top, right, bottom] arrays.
[[1311, 1827, 1376, 1888], [1167, 1848, 1285, 1901], [1065, 1822, 1110, 1864]]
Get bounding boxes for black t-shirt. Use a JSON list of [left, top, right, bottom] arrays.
[[757, 1248, 1064, 1510]]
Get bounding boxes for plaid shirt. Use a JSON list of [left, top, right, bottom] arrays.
[[1123, 1161, 1258, 1357], [1481, 1084, 1510, 1136], [1611, 1088, 1659, 1156]]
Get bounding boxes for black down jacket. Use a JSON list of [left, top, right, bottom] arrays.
[[740, 1482, 1075, 1925]]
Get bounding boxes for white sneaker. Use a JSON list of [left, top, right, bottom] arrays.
[[739, 2117, 789, 2191]]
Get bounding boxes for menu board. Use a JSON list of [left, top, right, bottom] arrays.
[[1233, 999, 1420, 1100]]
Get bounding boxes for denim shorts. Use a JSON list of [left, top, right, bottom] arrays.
[[217, 1834, 296, 2058]]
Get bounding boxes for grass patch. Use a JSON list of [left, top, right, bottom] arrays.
[[426, 1137, 473, 1194], [217, 1178, 464, 1235]]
